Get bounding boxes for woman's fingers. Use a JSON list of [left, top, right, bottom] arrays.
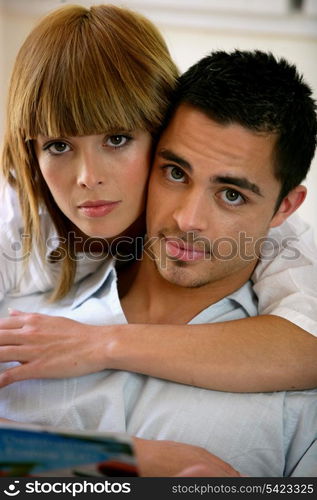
[[8, 308, 26, 316], [0, 331, 29, 345], [0, 363, 35, 387], [0, 316, 27, 329], [0, 313, 57, 345], [0, 313, 109, 382], [0, 345, 32, 362], [8, 307, 25, 316]]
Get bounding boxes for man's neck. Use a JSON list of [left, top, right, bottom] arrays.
[[118, 254, 256, 325]]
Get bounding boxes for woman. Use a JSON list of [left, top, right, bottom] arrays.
[[1, 3, 177, 301], [0, 3, 316, 395]]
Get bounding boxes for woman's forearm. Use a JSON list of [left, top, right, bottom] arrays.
[[108, 315, 317, 392], [0, 312, 316, 392]]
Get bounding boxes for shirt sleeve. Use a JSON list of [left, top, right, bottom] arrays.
[[0, 184, 55, 301], [0, 183, 111, 304], [0, 229, 17, 302], [252, 213, 317, 336], [0, 185, 24, 301]]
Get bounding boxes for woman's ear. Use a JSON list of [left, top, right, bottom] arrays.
[[270, 185, 307, 228]]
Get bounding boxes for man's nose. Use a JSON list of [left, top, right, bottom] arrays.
[[77, 152, 105, 189], [172, 190, 209, 233]]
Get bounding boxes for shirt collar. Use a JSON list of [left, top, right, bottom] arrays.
[[70, 258, 116, 309], [228, 281, 258, 317], [68, 255, 257, 318]]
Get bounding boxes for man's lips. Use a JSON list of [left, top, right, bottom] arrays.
[[78, 200, 121, 217], [164, 237, 210, 262]]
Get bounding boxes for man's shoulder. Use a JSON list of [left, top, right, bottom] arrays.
[[268, 212, 311, 239], [189, 281, 258, 325]]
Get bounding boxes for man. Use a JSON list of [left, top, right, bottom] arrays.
[[0, 50, 316, 476], [118, 50, 317, 476]]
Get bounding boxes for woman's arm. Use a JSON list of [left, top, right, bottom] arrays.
[[103, 315, 317, 392], [0, 311, 316, 391]]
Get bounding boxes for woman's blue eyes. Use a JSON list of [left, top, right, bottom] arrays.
[[43, 135, 131, 155]]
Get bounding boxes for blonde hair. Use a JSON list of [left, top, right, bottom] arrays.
[[1, 4, 178, 300]]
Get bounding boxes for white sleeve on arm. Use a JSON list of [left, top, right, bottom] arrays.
[[252, 213, 317, 336], [0, 182, 110, 306], [0, 183, 56, 302], [0, 230, 17, 303], [0, 184, 24, 302]]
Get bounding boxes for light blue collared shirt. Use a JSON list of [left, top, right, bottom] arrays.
[[0, 259, 316, 477]]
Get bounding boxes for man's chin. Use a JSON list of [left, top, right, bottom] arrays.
[[156, 264, 210, 289]]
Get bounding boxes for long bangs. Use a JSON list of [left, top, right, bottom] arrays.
[[12, 4, 176, 141]]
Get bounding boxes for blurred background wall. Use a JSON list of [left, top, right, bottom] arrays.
[[0, 0, 316, 237]]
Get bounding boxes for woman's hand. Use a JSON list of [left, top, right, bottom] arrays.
[[133, 437, 242, 477], [0, 310, 115, 387]]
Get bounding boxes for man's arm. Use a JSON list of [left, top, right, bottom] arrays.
[[133, 437, 241, 477], [0, 312, 316, 391]]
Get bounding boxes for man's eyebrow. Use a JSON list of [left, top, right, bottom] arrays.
[[157, 150, 263, 196], [157, 149, 192, 171], [212, 176, 263, 197]]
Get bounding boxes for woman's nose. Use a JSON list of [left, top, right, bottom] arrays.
[[77, 152, 105, 189]]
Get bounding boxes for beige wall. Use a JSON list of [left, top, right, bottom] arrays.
[[1, 1, 316, 236], [0, 6, 39, 139]]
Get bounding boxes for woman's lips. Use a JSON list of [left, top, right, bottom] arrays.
[[165, 238, 208, 262], [78, 200, 121, 218]]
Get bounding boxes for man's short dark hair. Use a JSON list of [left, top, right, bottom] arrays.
[[166, 50, 317, 208]]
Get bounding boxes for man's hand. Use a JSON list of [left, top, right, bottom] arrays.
[[133, 437, 241, 477], [0, 310, 114, 387]]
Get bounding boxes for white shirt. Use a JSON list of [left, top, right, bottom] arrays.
[[0, 184, 106, 300], [0, 262, 316, 477], [253, 216, 317, 335], [1, 184, 316, 334]]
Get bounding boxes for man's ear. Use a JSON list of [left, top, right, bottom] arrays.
[[270, 185, 307, 228]]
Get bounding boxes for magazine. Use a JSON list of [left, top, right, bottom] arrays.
[[0, 422, 139, 477]]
